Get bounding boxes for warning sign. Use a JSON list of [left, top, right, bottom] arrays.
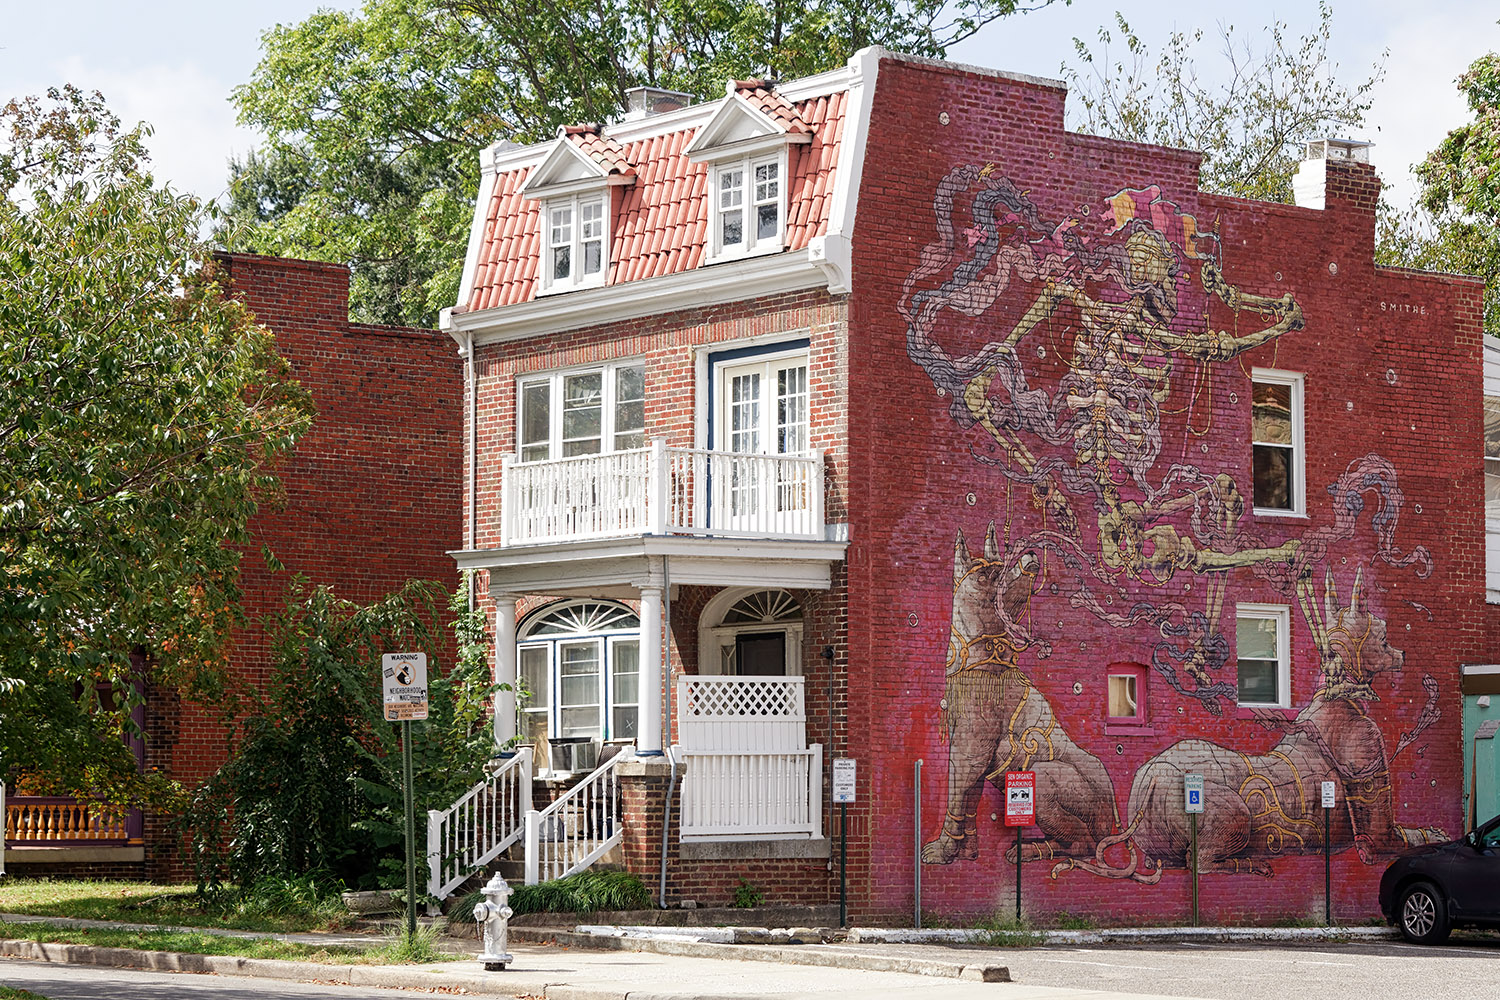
[[383, 652, 429, 722], [1004, 771, 1035, 827]]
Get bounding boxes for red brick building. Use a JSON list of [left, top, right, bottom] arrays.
[[442, 47, 1487, 925], [4, 254, 464, 879]]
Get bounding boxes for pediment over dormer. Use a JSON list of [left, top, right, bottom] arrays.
[[685, 87, 813, 163], [519, 129, 636, 200]]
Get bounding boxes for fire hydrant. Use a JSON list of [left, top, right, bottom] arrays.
[[472, 873, 514, 971]]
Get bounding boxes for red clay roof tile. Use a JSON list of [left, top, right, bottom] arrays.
[[465, 85, 845, 312]]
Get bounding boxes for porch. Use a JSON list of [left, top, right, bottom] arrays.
[[2, 788, 146, 875], [499, 439, 826, 547]]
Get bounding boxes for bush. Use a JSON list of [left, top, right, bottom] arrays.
[[454, 871, 652, 922]]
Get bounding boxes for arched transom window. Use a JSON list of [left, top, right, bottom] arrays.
[[517, 600, 640, 742], [700, 589, 803, 676]]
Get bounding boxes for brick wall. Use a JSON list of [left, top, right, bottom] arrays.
[[141, 254, 463, 879], [840, 54, 1485, 925]]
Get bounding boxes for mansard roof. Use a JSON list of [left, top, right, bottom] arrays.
[[460, 79, 848, 313]]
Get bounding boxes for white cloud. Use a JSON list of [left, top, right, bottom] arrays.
[[53, 56, 262, 204]]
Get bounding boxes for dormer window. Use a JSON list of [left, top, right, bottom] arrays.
[[546, 195, 606, 291], [518, 126, 636, 296], [715, 157, 781, 256], [686, 83, 810, 265]]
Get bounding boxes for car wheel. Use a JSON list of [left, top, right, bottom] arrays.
[[1399, 881, 1451, 944]]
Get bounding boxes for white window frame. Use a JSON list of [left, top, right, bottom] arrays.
[[516, 600, 641, 743], [539, 192, 608, 294], [1485, 394, 1500, 603], [708, 150, 786, 263], [710, 345, 810, 456], [1235, 603, 1291, 709], [1250, 368, 1305, 517], [698, 588, 804, 678], [516, 359, 645, 463]]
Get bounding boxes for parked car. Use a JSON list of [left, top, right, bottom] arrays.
[[1379, 813, 1500, 943]]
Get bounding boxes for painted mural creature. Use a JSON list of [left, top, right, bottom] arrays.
[[1125, 570, 1446, 875], [923, 525, 1158, 882]]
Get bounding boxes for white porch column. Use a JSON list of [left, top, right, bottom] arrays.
[[638, 585, 664, 755], [493, 594, 518, 746]]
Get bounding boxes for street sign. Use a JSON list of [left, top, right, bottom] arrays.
[[383, 652, 429, 721], [1004, 771, 1035, 826], [833, 758, 857, 803], [1183, 773, 1205, 814], [1321, 781, 1337, 809]]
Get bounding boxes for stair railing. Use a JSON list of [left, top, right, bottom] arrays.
[[523, 749, 626, 885], [426, 746, 533, 902]]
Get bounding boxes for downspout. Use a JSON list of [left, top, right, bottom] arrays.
[[465, 331, 477, 612], [658, 555, 676, 907]]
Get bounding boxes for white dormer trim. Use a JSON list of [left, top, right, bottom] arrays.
[[518, 134, 634, 201], [684, 91, 812, 163]]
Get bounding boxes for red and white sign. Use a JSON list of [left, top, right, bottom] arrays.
[[1004, 771, 1035, 827]]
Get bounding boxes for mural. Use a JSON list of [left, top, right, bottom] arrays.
[[899, 164, 1444, 880]]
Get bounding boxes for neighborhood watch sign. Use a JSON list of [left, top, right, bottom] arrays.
[[382, 652, 429, 722]]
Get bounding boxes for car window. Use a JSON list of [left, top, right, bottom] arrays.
[[1485, 826, 1500, 848]]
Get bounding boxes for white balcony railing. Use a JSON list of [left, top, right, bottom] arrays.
[[501, 439, 824, 546]]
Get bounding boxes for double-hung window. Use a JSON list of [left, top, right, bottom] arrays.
[[1236, 604, 1290, 708], [711, 155, 783, 260], [1485, 394, 1500, 601], [542, 194, 607, 292], [517, 361, 645, 462], [1250, 369, 1304, 515]]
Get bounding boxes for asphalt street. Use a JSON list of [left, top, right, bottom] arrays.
[[0, 959, 462, 1000], [997, 934, 1500, 1000]]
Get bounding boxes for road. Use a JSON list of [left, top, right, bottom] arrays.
[[4, 934, 1500, 1000], [999, 933, 1500, 1000]]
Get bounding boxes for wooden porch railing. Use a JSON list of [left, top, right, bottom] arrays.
[[4, 796, 139, 844]]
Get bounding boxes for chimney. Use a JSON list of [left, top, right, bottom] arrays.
[[621, 86, 695, 121], [1292, 138, 1373, 210]]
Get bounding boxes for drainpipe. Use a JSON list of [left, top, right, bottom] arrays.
[[659, 555, 676, 908], [464, 331, 478, 612]]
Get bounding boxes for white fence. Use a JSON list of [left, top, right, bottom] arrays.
[[523, 751, 624, 884], [675, 675, 822, 841], [502, 439, 823, 546], [678, 746, 823, 840], [677, 675, 807, 752], [426, 747, 533, 902]]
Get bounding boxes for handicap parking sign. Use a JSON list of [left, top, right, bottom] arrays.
[[1183, 773, 1205, 814]]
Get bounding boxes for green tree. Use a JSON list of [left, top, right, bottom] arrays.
[[0, 87, 314, 805], [224, 0, 1064, 327], [1379, 43, 1500, 337], [1062, 4, 1383, 202], [181, 579, 497, 891]]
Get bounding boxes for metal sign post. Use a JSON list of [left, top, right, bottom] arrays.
[[383, 652, 429, 944], [1004, 771, 1035, 922], [833, 758, 856, 928], [1183, 773, 1204, 927], [1321, 780, 1337, 925]]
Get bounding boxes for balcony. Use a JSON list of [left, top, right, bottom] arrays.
[[500, 439, 825, 547]]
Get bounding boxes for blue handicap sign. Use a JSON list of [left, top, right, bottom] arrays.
[[1188, 791, 1201, 805]]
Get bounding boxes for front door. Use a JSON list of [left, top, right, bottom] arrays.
[[713, 352, 809, 531]]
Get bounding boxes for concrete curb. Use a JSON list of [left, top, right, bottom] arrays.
[[513, 926, 1009, 981], [848, 925, 1401, 945]]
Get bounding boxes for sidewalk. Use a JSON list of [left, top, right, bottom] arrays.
[[0, 911, 1385, 1000]]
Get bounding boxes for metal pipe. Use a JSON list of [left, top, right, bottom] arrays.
[[464, 331, 477, 611], [914, 758, 922, 929], [658, 555, 676, 908]]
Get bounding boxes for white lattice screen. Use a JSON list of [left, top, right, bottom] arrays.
[[677, 675, 806, 752]]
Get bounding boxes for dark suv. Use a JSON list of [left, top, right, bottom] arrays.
[[1379, 813, 1500, 943]]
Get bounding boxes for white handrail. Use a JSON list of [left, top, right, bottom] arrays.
[[678, 745, 823, 840], [523, 750, 626, 885], [426, 746, 533, 901], [501, 440, 824, 545]]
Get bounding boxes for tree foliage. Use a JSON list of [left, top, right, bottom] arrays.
[[1373, 41, 1500, 338], [1062, 4, 1383, 202], [0, 87, 314, 803], [223, 0, 1063, 326], [181, 579, 497, 891]]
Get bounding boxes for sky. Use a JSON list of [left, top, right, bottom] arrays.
[[1, 1, 1496, 213]]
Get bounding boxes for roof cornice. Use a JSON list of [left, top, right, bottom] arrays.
[[442, 249, 831, 347]]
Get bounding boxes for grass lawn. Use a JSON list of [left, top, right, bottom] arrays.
[[0, 921, 459, 965], [0, 988, 51, 1000], [0, 878, 350, 933]]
